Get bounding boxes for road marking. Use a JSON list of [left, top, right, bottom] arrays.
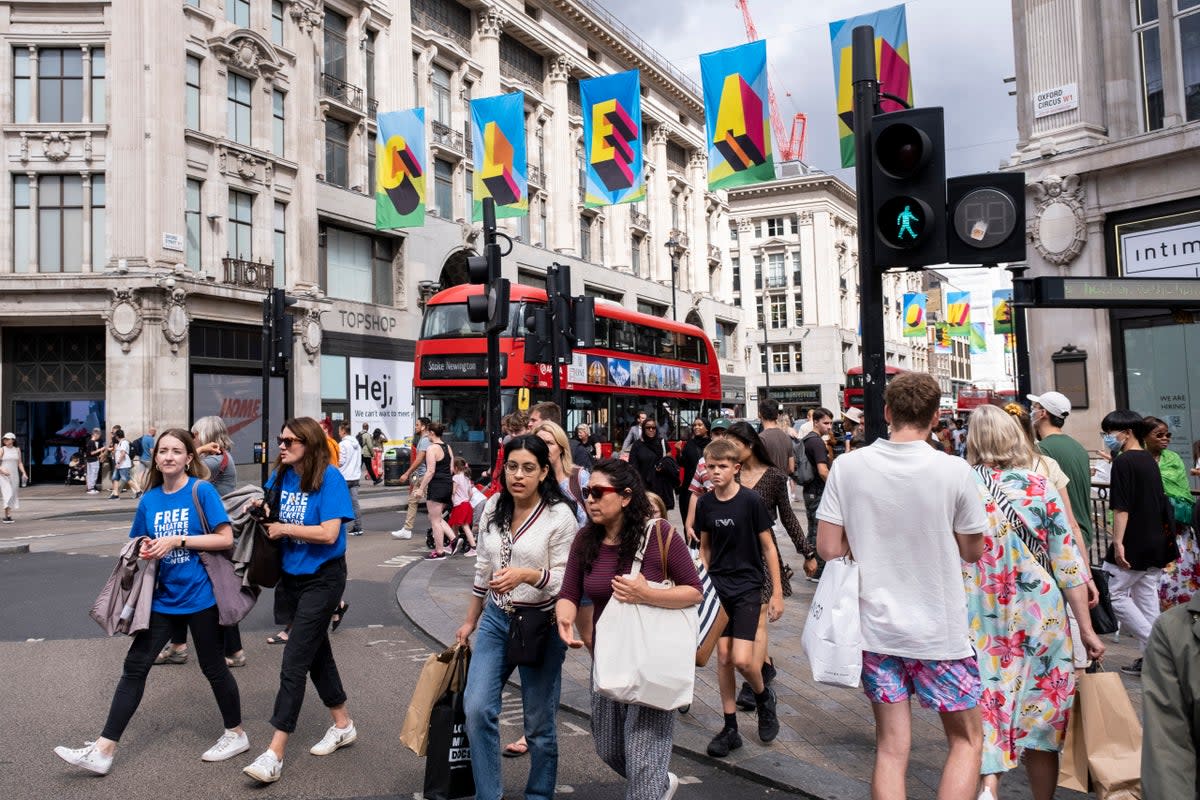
[[679, 775, 702, 784], [25, 638, 44, 643], [555, 786, 575, 794], [8, 533, 65, 540], [379, 554, 422, 568], [367, 623, 383, 628]]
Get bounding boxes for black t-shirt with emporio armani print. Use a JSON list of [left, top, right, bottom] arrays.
[[696, 485, 774, 600]]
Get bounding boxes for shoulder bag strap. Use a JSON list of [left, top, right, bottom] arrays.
[[975, 466, 1053, 575], [191, 480, 211, 535], [629, 519, 656, 579], [655, 519, 672, 580]]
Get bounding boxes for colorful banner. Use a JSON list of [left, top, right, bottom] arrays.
[[471, 92, 528, 220], [701, 40, 775, 190], [1004, 333, 1015, 355], [933, 321, 952, 354], [829, 3, 913, 168], [375, 109, 426, 229], [901, 292, 926, 337], [581, 71, 645, 207], [969, 322, 988, 355], [945, 291, 971, 337], [992, 289, 1013, 335]]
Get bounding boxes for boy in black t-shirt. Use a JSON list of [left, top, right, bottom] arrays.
[[696, 438, 783, 757]]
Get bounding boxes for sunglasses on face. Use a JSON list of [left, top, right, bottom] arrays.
[[277, 436, 305, 448], [584, 485, 623, 501]]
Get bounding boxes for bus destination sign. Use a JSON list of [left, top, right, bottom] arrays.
[[420, 355, 505, 380]]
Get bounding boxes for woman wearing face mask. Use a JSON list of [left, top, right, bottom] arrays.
[[454, 435, 578, 800], [1100, 410, 1179, 677]]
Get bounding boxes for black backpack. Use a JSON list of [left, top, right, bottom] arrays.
[[129, 436, 144, 459]]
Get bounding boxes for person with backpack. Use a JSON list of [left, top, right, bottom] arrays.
[[358, 423, 381, 485]]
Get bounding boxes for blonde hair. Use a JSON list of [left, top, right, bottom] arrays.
[[646, 491, 667, 519], [965, 404, 1034, 469], [533, 421, 575, 473]]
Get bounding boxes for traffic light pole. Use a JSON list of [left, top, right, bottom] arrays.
[[853, 25, 887, 444], [547, 265, 564, 415], [260, 293, 272, 485], [1006, 264, 1032, 401]]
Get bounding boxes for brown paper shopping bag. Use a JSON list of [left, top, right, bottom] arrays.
[[400, 645, 464, 756], [1057, 690, 1089, 792], [1078, 670, 1143, 800]]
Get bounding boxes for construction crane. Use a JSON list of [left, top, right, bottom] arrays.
[[736, 0, 807, 162]]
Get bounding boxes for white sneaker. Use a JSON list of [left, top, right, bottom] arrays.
[[201, 729, 249, 762], [309, 722, 357, 755], [977, 789, 996, 800], [242, 749, 282, 783], [389, 529, 413, 540], [54, 742, 113, 775], [663, 771, 680, 800]]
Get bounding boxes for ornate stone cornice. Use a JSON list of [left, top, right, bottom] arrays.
[[287, 0, 323, 36], [548, 53, 572, 82], [650, 125, 670, 146], [208, 30, 283, 83]]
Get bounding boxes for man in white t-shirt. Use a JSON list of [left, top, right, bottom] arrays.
[[816, 371, 987, 800]]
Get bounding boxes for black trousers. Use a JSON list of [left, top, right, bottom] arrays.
[[102, 604, 241, 741], [362, 455, 379, 482], [269, 557, 348, 733], [168, 617, 242, 656]]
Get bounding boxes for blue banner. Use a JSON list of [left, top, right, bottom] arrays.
[[375, 108, 426, 229], [581, 70, 644, 207], [701, 40, 774, 190], [470, 92, 528, 220]]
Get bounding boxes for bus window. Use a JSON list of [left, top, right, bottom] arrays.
[[635, 323, 657, 356], [422, 303, 486, 339], [659, 330, 678, 360], [593, 316, 610, 349], [611, 319, 637, 351], [678, 334, 702, 363]]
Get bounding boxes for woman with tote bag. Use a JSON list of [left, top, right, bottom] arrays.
[[55, 430, 245, 775], [556, 458, 702, 800]]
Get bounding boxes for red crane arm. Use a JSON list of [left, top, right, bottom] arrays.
[[734, 0, 803, 160]]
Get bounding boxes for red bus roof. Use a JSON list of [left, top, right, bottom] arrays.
[[845, 364, 908, 376], [427, 283, 709, 338]]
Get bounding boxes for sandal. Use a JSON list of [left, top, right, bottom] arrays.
[[330, 601, 350, 632], [502, 739, 529, 758], [266, 631, 289, 645]]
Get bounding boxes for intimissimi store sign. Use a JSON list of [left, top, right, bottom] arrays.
[[1116, 207, 1200, 278]]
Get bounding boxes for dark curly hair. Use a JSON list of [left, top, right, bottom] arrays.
[[486, 434, 571, 533], [725, 421, 776, 469], [577, 458, 652, 575]]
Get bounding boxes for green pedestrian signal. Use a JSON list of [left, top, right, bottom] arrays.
[[878, 195, 928, 250]]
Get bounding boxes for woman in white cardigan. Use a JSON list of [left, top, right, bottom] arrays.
[[454, 434, 578, 800]]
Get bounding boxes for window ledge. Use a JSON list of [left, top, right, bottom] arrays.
[[4, 122, 107, 134]]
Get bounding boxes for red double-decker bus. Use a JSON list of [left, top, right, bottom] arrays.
[[843, 364, 907, 411], [414, 284, 722, 468]]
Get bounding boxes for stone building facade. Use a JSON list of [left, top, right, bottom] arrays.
[[0, 0, 744, 480], [1009, 0, 1200, 459]]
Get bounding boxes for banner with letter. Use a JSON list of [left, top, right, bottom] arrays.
[[349, 357, 415, 443], [1004, 333, 1015, 355], [934, 322, 952, 354], [701, 40, 774, 190], [969, 322, 988, 355], [471, 92, 528, 221], [992, 289, 1013, 334], [376, 108, 426, 229], [829, 3, 912, 168], [901, 292, 926, 337], [946, 291, 971, 337], [581, 71, 645, 207]]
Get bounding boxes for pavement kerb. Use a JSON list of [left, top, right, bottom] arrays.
[[0, 542, 29, 554], [394, 557, 869, 800]]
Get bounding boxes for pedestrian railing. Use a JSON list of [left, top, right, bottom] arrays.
[[1088, 482, 1110, 567]]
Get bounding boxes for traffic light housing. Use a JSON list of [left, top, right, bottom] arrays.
[[466, 199, 510, 333], [572, 296, 596, 348], [523, 306, 551, 364], [269, 287, 296, 376], [870, 107, 947, 269], [946, 172, 1026, 265]]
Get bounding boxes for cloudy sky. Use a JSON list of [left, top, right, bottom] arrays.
[[598, 0, 1019, 383]]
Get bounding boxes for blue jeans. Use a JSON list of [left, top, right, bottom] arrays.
[[464, 601, 567, 800]]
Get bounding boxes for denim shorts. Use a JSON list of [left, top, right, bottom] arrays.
[[116, 467, 131, 482], [861, 650, 981, 712]]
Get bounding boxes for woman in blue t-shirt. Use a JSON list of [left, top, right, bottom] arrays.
[[55, 429, 246, 776], [242, 416, 356, 785]]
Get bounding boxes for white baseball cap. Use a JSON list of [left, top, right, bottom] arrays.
[[1027, 391, 1071, 417], [842, 408, 864, 425], [1, 433, 14, 441]]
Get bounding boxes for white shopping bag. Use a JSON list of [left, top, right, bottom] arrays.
[[800, 556, 863, 688]]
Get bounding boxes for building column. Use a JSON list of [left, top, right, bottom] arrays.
[[28, 46, 39, 123], [648, 125, 670, 281], [81, 172, 93, 272], [548, 54, 574, 254], [108, 0, 148, 267], [475, 8, 503, 97], [81, 45, 93, 124], [687, 152, 708, 293], [27, 173, 39, 272]]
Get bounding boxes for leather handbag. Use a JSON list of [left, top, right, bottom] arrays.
[[193, 481, 259, 625], [593, 520, 699, 710], [1089, 567, 1119, 635], [246, 469, 284, 588], [496, 510, 554, 667]]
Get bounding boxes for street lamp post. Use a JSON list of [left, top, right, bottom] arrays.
[[665, 237, 682, 321]]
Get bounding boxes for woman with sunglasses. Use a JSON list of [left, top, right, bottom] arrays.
[[557, 458, 701, 800], [454, 435, 577, 800], [1144, 416, 1198, 611], [629, 418, 675, 512], [242, 417, 357, 785]]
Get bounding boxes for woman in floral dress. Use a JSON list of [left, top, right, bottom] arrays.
[[963, 406, 1105, 800]]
